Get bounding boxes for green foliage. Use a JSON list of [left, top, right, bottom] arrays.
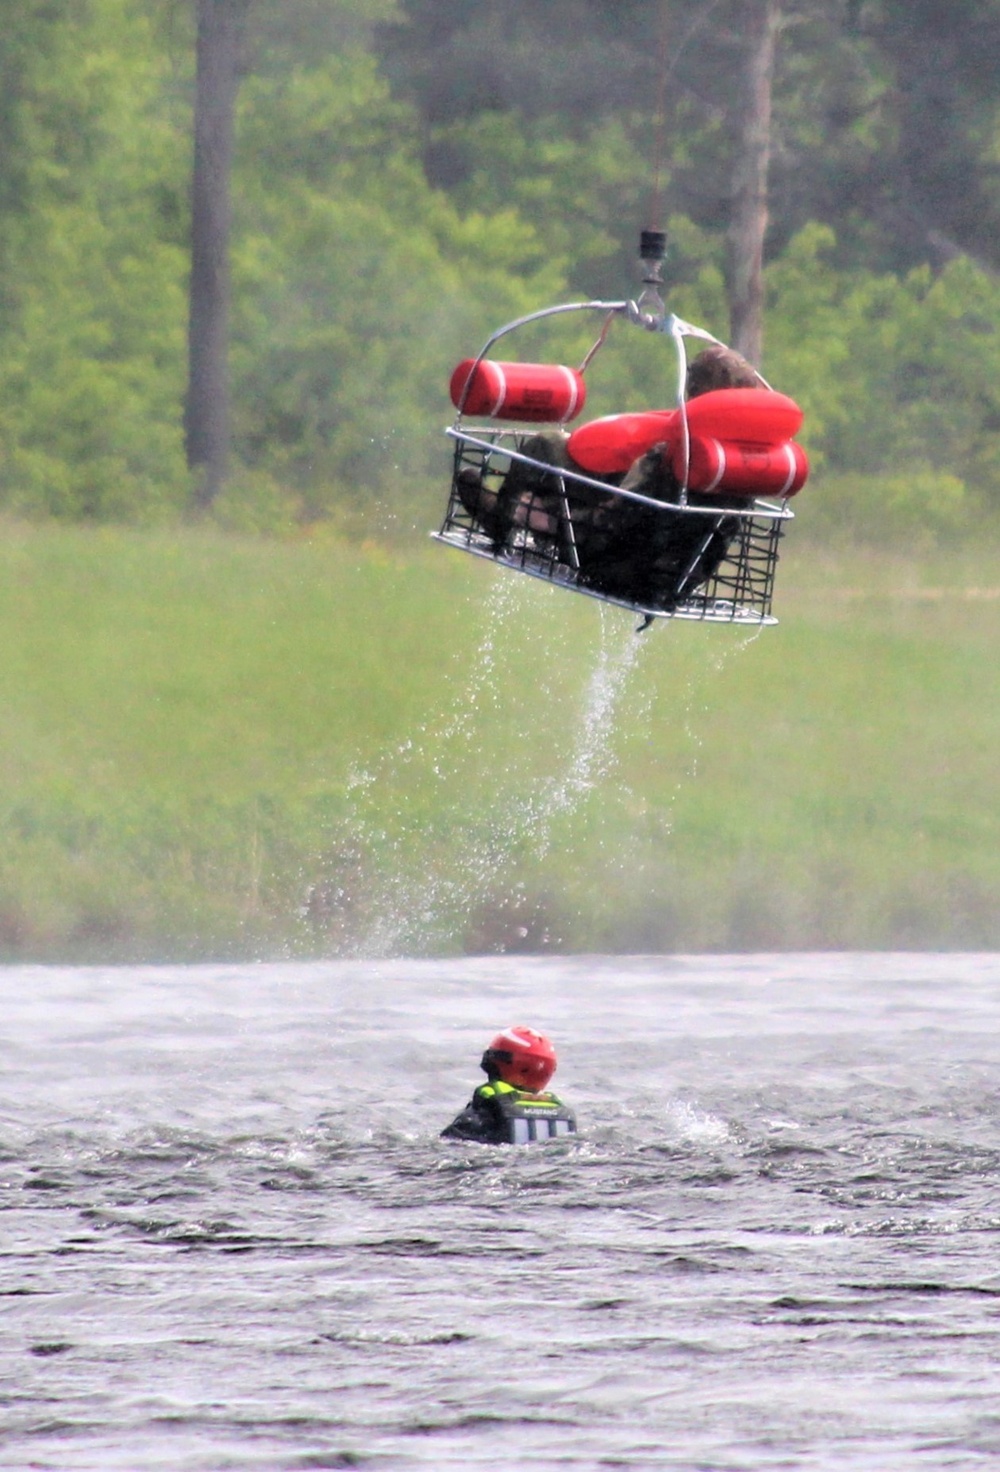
[[417, 109, 648, 299], [229, 51, 568, 514], [795, 468, 973, 549], [1, 0, 1000, 534], [760, 223, 855, 451], [839, 257, 1000, 491], [381, 0, 1000, 278], [0, 0, 190, 522], [248, 0, 404, 70], [763, 224, 1000, 501]]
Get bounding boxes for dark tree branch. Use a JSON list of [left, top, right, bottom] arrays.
[[185, 0, 248, 510], [727, 0, 780, 366]]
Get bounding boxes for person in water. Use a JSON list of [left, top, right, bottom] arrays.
[[441, 1026, 577, 1145]]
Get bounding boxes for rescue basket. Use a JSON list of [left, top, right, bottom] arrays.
[[433, 296, 801, 626]]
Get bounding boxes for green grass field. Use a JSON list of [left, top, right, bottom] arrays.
[[1, 519, 998, 960]]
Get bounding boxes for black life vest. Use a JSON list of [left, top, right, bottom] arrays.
[[476, 1081, 577, 1144]]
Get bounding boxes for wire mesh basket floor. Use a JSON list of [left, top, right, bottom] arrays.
[[434, 426, 792, 625]]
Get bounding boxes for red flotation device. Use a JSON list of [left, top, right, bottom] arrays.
[[675, 436, 809, 498], [683, 387, 803, 441], [678, 389, 808, 496], [450, 360, 587, 423], [567, 387, 809, 496], [567, 410, 678, 474]]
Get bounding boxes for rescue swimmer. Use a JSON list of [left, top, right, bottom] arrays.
[[441, 1026, 577, 1145]]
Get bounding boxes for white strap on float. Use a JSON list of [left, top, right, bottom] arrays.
[[556, 363, 583, 421], [485, 361, 507, 417], [702, 438, 727, 495], [777, 442, 797, 498]]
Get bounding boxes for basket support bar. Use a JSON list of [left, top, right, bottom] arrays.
[[446, 427, 794, 522]]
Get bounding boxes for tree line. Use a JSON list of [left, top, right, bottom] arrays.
[[1, 0, 999, 537]]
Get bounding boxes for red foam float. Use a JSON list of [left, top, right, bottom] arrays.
[[683, 388, 804, 442], [566, 410, 678, 474], [673, 435, 810, 498], [450, 360, 587, 423]]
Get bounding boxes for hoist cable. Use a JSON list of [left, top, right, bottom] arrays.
[[647, 0, 673, 233]]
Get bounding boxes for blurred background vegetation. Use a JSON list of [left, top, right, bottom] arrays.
[[2, 0, 1000, 536], [1, 0, 999, 958]]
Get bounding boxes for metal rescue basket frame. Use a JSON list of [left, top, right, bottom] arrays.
[[433, 293, 796, 626]]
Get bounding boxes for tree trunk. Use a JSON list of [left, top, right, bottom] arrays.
[[185, 0, 247, 510], [727, 0, 780, 367]]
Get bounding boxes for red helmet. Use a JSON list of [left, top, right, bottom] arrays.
[[480, 1026, 557, 1092]]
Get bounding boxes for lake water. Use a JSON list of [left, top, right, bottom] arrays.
[[3, 953, 1000, 1470]]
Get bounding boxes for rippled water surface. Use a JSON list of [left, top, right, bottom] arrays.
[[3, 954, 1000, 1470]]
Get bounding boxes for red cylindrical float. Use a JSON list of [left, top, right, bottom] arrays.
[[566, 409, 678, 474], [671, 435, 810, 498], [449, 359, 587, 423], [684, 388, 804, 442]]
